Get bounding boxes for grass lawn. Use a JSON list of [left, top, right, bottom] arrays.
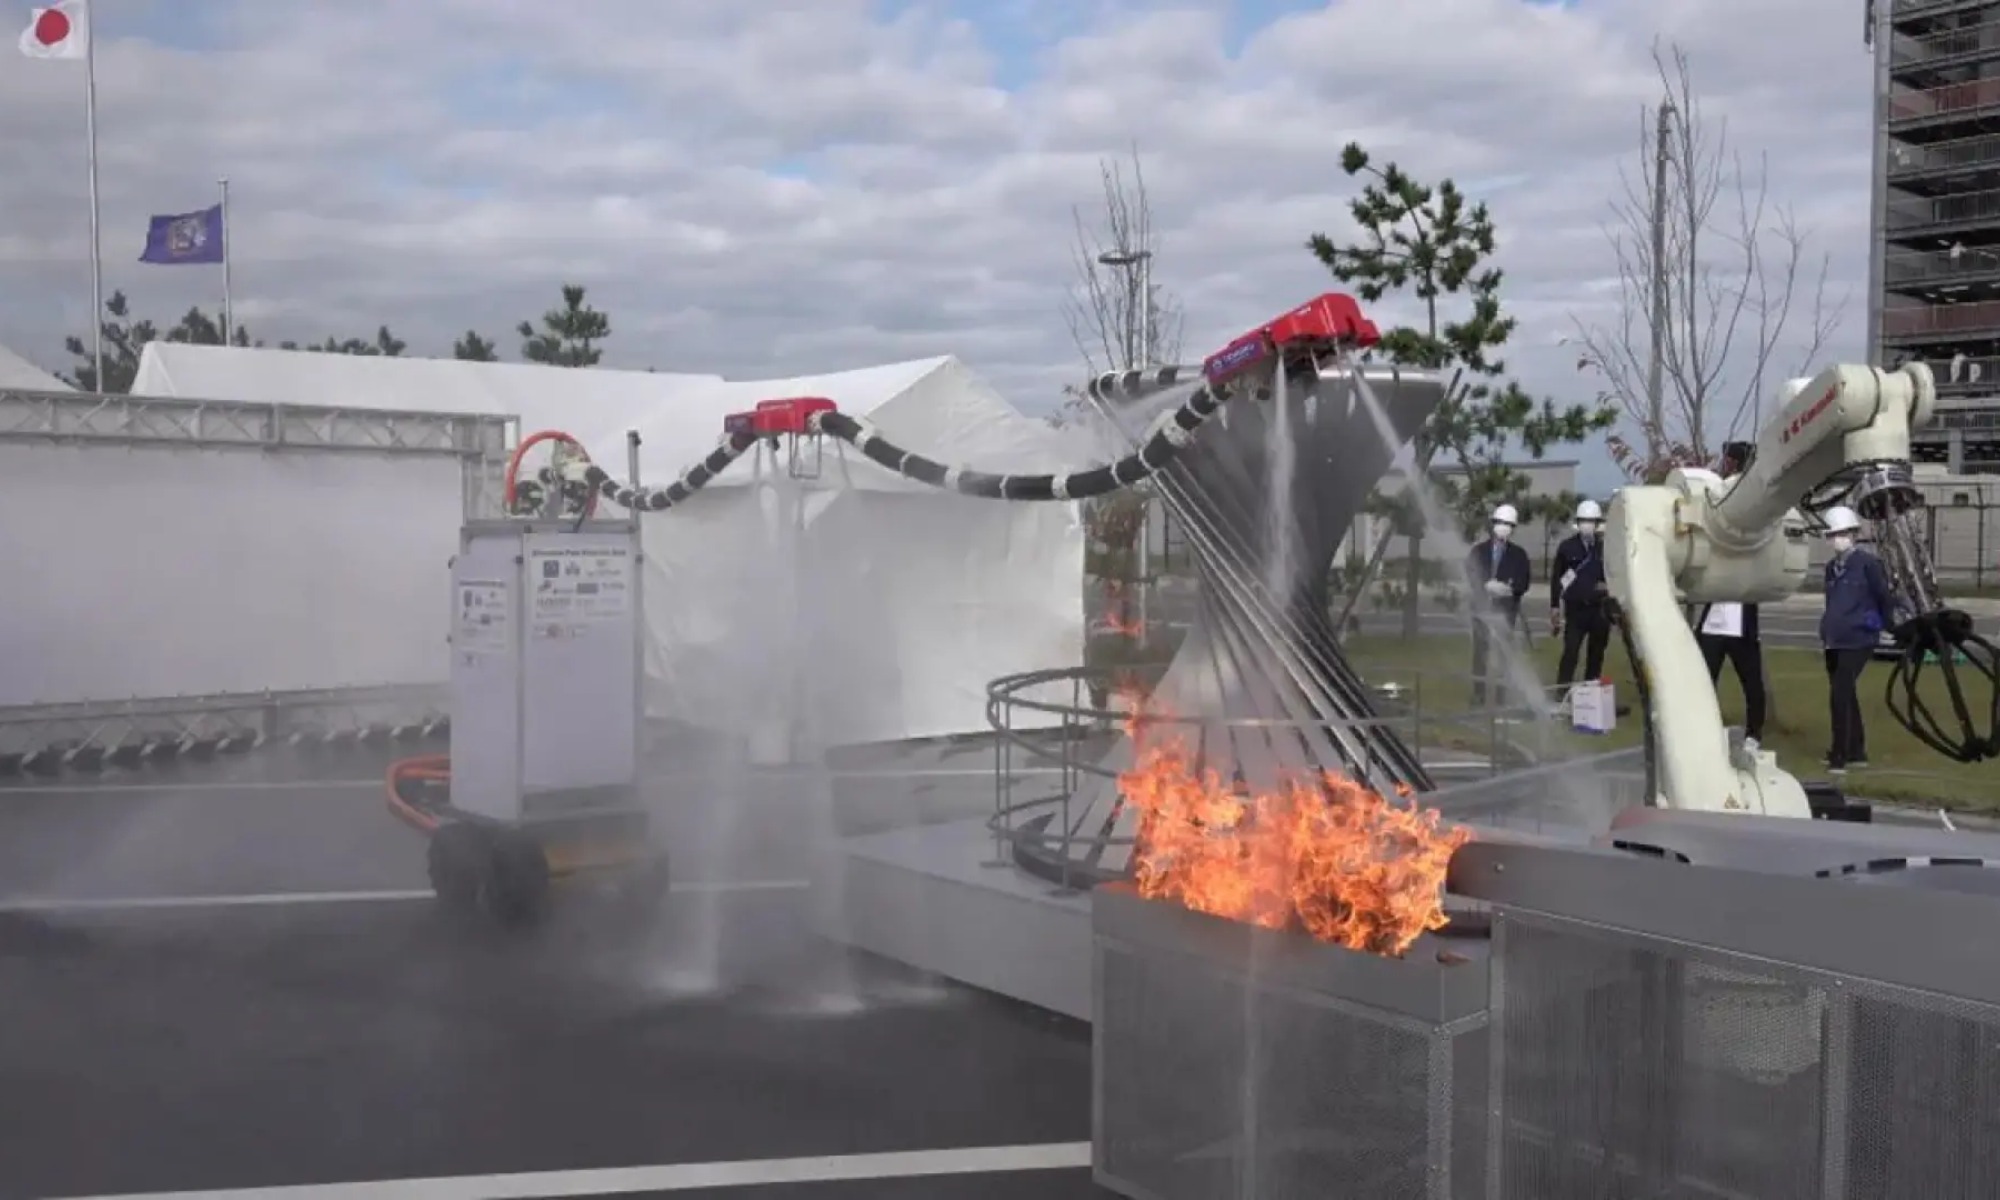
[[1341, 633, 2000, 813]]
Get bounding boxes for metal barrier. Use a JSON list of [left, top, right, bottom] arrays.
[[1457, 839, 2000, 1199], [1091, 832, 2000, 1198]]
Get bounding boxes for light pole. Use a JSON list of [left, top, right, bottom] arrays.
[[1648, 100, 1675, 454], [1098, 248, 1153, 370], [1097, 247, 1155, 635]]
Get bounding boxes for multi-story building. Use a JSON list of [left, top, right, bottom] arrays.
[[1872, 0, 2000, 474]]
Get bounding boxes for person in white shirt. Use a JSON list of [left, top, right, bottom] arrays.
[[1693, 443, 1768, 744]]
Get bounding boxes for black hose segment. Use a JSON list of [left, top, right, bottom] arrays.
[[583, 430, 759, 512], [813, 386, 1222, 501], [1087, 364, 1201, 403], [1884, 608, 1999, 763]]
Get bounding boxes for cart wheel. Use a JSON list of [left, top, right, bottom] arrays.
[[427, 822, 492, 920], [486, 829, 551, 929]]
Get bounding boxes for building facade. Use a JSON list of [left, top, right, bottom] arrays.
[[1872, 0, 2000, 474]]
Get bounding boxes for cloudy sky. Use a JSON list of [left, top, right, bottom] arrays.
[[1, 0, 1872, 485]]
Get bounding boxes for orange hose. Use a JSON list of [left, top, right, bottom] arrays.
[[384, 753, 450, 834], [504, 429, 597, 518]]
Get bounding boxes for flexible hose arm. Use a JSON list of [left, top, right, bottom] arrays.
[[576, 430, 759, 512], [811, 383, 1222, 501]]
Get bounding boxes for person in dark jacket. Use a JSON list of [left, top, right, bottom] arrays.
[[1695, 442, 1768, 743], [1818, 504, 1898, 771], [1550, 498, 1612, 698], [1466, 502, 1532, 707]]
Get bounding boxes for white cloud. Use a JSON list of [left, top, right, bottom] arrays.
[[0, 0, 1870, 484]]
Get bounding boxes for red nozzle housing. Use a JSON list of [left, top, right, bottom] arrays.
[[1201, 292, 1379, 387], [724, 396, 837, 438]]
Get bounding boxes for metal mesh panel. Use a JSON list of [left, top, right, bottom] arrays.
[[1491, 910, 2000, 1200], [1842, 990, 2000, 1197], [1096, 937, 1485, 1199]]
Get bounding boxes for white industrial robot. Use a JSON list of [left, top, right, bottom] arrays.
[[1604, 360, 1997, 818]]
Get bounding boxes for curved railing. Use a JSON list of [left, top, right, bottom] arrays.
[[981, 661, 1595, 891]]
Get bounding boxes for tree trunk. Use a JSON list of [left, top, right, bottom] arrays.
[[1333, 520, 1399, 635]]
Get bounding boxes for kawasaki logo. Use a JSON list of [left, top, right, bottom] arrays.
[[1780, 385, 1837, 444]]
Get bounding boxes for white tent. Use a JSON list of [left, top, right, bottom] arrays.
[[0, 343, 69, 390], [109, 344, 1084, 745]]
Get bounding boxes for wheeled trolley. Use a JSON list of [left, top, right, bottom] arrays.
[[386, 513, 659, 929]]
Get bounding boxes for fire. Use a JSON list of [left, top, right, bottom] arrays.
[[1116, 712, 1468, 958]]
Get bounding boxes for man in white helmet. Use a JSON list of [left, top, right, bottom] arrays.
[[1817, 504, 1897, 772], [1464, 500, 1532, 707], [1549, 497, 1612, 698]]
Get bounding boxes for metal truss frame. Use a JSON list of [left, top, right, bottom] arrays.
[[0, 386, 512, 767], [0, 683, 449, 763], [0, 385, 515, 518]]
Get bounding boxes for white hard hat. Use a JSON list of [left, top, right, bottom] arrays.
[[1823, 505, 1861, 534], [1491, 503, 1519, 525], [1575, 499, 1603, 522]]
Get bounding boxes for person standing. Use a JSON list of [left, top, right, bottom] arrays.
[[1695, 442, 1768, 746], [1696, 600, 1766, 745], [1818, 504, 1897, 772], [1550, 498, 1612, 699], [1466, 502, 1531, 707]]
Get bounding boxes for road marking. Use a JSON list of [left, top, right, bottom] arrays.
[[0, 879, 809, 914], [59, 1141, 1094, 1197], [0, 767, 1065, 797]]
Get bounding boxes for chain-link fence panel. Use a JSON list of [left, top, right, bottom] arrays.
[[1093, 884, 1489, 1199], [1488, 907, 2000, 1199]]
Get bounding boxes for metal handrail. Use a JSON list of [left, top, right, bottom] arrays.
[[1885, 246, 2000, 285], [1889, 77, 2000, 122], [1892, 16, 2000, 65], [983, 660, 1592, 890], [1889, 133, 2000, 177], [1884, 299, 2000, 336], [1887, 186, 2000, 231]]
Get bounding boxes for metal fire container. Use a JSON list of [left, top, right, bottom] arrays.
[[1091, 882, 1490, 1199], [1450, 838, 2000, 1200]]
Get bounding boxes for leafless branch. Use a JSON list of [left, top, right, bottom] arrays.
[[1569, 40, 1851, 479], [1060, 144, 1185, 380]]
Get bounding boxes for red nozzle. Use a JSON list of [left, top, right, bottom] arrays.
[[724, 396, 836, 438], [1201, 292, 1379, 387]]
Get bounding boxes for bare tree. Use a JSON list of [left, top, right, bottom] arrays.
[[1571, 42, 1847, 481], [1062, 146, 1185, 376]]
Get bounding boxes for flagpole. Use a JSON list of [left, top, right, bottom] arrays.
[[218, 177, 231, 343], [83, 5, 103, 390]]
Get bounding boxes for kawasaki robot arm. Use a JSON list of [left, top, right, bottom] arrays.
[[1606, 361, 1999, 818]]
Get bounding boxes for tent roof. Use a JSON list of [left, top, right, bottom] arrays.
[[131, 343, 1079, 492], [0, 344, 70, 391]]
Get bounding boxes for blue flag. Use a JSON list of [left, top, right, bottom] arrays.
[[139, 204, 224, 265]]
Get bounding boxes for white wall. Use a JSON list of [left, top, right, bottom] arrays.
[[0, 443, 457, 707]]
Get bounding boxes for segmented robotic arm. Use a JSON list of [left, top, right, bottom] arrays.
[[1606, 361, 1999, 818]]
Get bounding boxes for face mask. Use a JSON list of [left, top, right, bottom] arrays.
[[1829, 534, 1854, 554], [1491, 523, 1513, 541], [1578, 522, 1600, 540]]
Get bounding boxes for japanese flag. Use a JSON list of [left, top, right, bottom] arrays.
[[19, 1, 88, 59]]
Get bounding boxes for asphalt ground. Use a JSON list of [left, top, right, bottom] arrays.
[[0, 741, 1116, 1200]]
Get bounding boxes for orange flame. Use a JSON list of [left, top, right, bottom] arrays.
[[1116, 707, 1468, 958]]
